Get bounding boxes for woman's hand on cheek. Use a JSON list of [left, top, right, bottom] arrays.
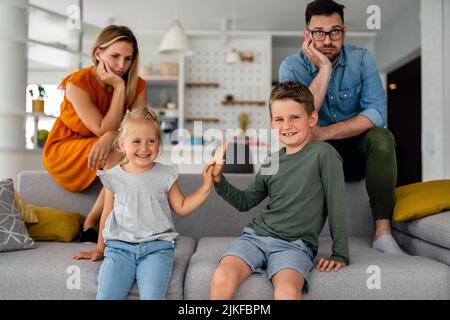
[[96, 59, 124, 89]]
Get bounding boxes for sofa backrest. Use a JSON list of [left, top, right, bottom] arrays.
[[18, 171, 374, 239]]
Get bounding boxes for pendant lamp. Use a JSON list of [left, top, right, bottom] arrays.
[[158, 19, 193, 56]]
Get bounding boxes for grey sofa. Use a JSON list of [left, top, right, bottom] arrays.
[[1, 171, 449, 300]]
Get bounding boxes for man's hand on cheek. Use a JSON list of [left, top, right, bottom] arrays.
[[302, 33, 331, 70]]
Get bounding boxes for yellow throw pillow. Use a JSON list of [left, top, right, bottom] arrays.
[[394, 179, 450, 222], [14, 191, 39, 224], [26, 205, 85, 242]]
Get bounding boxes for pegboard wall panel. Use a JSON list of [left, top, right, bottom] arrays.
[[184, 37, 271, 134]]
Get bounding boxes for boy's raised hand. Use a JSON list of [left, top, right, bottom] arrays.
[[210, 140, 227, 184], [316, 257, 345, 272]]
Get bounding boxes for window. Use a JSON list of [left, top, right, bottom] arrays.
[[26, 84, 63, 149]]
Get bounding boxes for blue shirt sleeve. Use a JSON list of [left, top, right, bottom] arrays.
[[279, 55, 312, 87], [358, 50, 387, 128]]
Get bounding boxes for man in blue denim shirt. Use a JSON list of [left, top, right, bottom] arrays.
[[279, 0, 406, 255]]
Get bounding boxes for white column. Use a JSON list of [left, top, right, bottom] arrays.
[[0, 0, 28, 148], [420, 0, 448, 180], [443, 1, 450, 179], [0, 0, 30, 182]]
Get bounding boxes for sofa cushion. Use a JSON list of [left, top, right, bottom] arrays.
[[393, 211, 450, 249], [0, 178, 35, 252], [14, 191, 39, 224], [394, 179, 450, 222], [26, 205, 85, 242], [0, 236, 196, 299], [184, 236, 450, 300], [393, 229, 450, 266]]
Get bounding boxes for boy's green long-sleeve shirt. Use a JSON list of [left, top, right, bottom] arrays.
[[215, 140, 350, 265]]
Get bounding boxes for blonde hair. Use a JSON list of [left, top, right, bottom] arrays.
[[91, 25, 140, 108], [116, 106, 161, 164]]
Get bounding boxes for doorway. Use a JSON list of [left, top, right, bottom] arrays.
[[387, 56, 421, 186]]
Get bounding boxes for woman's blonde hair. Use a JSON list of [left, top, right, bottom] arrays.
[[116, 107, 161, 164], [91, 25, 140, 108]]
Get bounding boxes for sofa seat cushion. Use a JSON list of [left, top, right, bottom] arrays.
[[393, 229, 450, 266], [393, 211, 450, 249], [0, 236, 196, 300], [184, 237, 450, 300]]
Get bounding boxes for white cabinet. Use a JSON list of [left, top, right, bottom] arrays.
[[143, 76, 179, 111], [142, 75, 183, 145]]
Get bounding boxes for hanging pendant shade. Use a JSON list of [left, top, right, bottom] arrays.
[[158, 19, 193, 56]]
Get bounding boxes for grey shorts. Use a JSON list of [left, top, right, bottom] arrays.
[[220, 227, 314, 293]]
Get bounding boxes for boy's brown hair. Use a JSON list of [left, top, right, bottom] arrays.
[[269, 81, 315, 116]]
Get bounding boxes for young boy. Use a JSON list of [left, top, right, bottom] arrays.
[[210, 81, 349, 300]]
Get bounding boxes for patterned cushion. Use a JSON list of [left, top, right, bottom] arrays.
[[0, 178, 35, 252]]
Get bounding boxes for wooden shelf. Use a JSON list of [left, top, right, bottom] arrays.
[[26, 112, 57, 119], [186, 82, 219, 88], [186, 117, 220, 123], [221, 100, 265, 106]]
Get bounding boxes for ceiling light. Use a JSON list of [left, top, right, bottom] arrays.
[[158, 19, 193, 56]]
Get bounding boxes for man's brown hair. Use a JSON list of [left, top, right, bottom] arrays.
[[306, 0, 345, 25], [269, 81, 315, 116]]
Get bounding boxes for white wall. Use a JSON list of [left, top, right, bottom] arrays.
[[443, 0, 450, 178], [374, 0, 420, 73], [0, 150, 44, 186], [28, 70, 68, 84], [421, 0, 449, 180]]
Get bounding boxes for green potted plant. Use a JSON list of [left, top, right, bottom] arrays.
[[31, 129, 50, 148], [29, 85, 46, 113]]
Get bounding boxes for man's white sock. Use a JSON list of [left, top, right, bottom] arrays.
[[372, 234, 408, 255]]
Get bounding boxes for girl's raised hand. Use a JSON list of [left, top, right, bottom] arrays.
[[201, 163, 214, 190]]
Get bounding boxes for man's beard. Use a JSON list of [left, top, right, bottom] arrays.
[[326, 53, 339, 63], [319, 44, 339, 64]]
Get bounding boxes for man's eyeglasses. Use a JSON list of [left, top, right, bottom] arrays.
[[307, 28, 344, 41]]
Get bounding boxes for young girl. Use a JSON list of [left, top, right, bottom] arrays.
[[72, 106, 214, 300]]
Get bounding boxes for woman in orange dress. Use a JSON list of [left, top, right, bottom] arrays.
[[43, 25, 147, 242]]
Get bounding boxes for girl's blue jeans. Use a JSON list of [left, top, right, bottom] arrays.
[[97, 239, 174, 300]]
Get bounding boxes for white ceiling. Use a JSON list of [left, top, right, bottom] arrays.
[[30, 0, 412, 32]]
